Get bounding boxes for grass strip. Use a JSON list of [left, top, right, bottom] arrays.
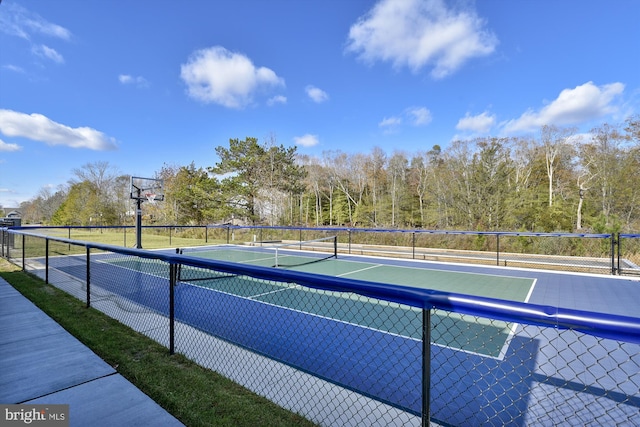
[[0, 259, 316, 427]]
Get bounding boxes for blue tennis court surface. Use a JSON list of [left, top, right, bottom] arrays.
[[40, 245, 640, 420]]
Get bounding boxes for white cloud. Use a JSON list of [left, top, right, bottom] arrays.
[[0, 109, 118, 151], [2, 65, 25, 74], [457, 111, 496, 133], [294, 134, 320, 148], [0, 138, 22, 152], [502, 81, 625, 134], [119, 74, 149, 88], [180, 46, 285, 109], [379, 116, 402, 128], [32, 44, 64, 64], [379, 106, 432, 131], [346, 0, 497, 78], [0, 4, 71, 67], [0, 3, 72, 41], [306, 85, 329, 103], [407, 107, 432, 125], [267, 95, 287, 106]]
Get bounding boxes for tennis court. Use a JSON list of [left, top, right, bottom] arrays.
[[176, 242, 535, 356], [38, 240, 640, 423]]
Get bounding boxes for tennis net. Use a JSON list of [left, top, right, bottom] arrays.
[[176, 235, 338, 282], [176, 248, 238, 283], [272, 235, 338, 268]]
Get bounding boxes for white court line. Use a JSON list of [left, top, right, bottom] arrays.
[[524, 278, 537, 303], [336, 263, 384, 277], [250, 284, 299, 299]]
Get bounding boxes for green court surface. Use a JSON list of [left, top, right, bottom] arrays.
[[165, 246, 536, 358], [181, 247, 534, 302]]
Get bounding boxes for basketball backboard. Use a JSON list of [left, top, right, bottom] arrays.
[[130, 176, 165, 203]]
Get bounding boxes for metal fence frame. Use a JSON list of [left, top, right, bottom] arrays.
[[2, 227, 640, 426], [8, 225, 640, 276]]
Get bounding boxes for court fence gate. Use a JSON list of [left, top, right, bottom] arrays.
[[2, 228, 640, 426]]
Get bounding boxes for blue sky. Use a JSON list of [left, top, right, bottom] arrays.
[[1, 0, 639, 208]]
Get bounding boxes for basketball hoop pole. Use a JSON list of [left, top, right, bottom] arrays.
[[135, 190, 143, 249], [130, 176, 164, 249]]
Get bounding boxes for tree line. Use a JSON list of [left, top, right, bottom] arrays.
[[11, 116, 640, 233]]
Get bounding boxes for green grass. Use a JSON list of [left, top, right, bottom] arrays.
[[0, 258, 316, 427], [18, 228, 226, 250]]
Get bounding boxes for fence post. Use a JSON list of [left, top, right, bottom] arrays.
[[422, 308, 431, 427], [617, 234, 622, 275], [611, 234, 616, 275], [21, 234, 25, 271], [45, 239, 49, 284], [86, 247, 91, 308], [496, 233, 500, 266], [169, 262, 176, 355], [412, 232, 416, 260]]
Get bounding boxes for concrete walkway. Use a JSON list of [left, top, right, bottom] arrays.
[[0, 277, 184, 426]]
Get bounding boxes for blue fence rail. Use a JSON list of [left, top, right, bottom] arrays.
[[2, 228, 640, 426]]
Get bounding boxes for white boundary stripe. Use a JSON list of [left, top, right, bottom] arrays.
[[337, 263, 384, 277], [250, 284, 299, 299]]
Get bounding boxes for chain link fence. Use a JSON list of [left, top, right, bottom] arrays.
[[2, 228, 640, 426], [8, 225, 640, 276]]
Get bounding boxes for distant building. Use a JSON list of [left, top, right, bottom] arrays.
[[1, 209, 22, 227]]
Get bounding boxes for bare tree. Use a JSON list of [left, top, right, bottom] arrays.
[[365, 147, 387, 226], [539, 126, 576, 207]]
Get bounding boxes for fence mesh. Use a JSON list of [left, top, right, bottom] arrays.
[[4, 228, 640, 426], [9, 226, 640, 276]]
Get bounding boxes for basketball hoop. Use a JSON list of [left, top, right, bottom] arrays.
[[144, 193, 157, 204]]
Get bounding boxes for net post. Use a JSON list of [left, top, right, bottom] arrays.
[[422, 308, 431, 427], [175, 248, 182, 282], [334, 235, 338, 258]]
